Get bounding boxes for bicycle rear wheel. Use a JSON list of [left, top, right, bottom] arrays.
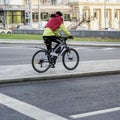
[[62, 48, 79, 70], [32, 50, 51, 73]]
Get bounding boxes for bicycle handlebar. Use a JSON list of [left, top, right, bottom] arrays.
[[58, 36, 70, 41]]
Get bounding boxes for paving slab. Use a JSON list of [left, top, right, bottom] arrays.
[[0, 59, 120, 84]]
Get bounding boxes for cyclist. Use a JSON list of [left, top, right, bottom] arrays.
[[43, 11, 73, 55]]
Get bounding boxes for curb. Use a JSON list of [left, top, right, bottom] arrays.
[[0, 69, 120, 84]]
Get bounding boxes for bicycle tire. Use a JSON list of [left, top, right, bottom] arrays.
[[32, 50, 51, 73], [62, 48, 79, 70]]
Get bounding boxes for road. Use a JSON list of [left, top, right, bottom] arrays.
[[0, 44, 120, 120], [0, 74, 120, 120], [0, 44, 120, 65]]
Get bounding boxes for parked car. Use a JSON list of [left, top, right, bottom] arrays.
[[17, 25, 33, 30], [0, 29, 6, 34], [100, 28, 118, 31], [0, 28, 12, 34]]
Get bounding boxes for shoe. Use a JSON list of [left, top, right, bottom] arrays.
[[50, 64, 55, 68], [50, 52, 58, 57]]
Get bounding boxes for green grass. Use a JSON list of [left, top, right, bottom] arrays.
[[0, 34, 43, 40], [0, 34, 120, 42]]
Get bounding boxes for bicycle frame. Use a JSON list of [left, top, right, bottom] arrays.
[[32, 36, 79, 73], [53, 37, 70, 56]]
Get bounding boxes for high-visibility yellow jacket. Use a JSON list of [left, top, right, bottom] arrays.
[[43, 24, 71, 37]]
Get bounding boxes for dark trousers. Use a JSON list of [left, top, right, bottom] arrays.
[[43, 36, 62, 52]]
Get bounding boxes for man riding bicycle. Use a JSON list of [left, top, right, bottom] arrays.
[[43, 11, 73, 60], [32, 12, 78, 71]]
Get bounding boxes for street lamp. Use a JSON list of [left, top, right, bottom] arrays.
[[104, 0, 107, 29], [29, 0, 41, 29], [4, 0, 9, 29], [29, 0, 33, 28], [38, 0, 41, 29]]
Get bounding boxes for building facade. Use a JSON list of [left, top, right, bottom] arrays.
[[0, 0, 25, 29], [0, 0, 120, 30], [69, 0, 120, 30]]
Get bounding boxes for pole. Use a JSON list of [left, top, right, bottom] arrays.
[[104, 0, 107, 29], [29, 0, 33, 28], [38, 0, 41, 29]]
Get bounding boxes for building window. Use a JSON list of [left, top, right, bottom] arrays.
[[0, 11, 4, 16], [94, 12, 97, 18], [82, 11, 86, 20], [64, 14, 71, 21], [7, 11, 24, 24], [114, 10, 117, 18]]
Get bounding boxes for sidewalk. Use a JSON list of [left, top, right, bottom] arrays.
[[1, 39, 120, 47], [0, 39, 120, 84], [0, 59, 120, 84]]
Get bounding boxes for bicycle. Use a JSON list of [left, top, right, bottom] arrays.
[[32, 37, 79, 73]]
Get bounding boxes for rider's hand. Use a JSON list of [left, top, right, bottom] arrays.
[[68, 35, 73, 39]]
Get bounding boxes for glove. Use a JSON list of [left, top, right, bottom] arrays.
[[68, 35, 73, 39]]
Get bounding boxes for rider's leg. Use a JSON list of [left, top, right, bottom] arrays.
[[43, 36, 56, 68], [52, 37, 62, 53], [43, 36, 52, 52]]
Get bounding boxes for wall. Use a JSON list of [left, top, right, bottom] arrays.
[[13, 30, 120, 38], [71, 30, 120, 38]]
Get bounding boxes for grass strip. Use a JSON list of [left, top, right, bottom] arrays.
[[0, 34, 120, 42], [0, 34, 43, 40]]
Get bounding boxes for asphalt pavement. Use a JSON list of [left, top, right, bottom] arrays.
[[0, 39, 120, 84]]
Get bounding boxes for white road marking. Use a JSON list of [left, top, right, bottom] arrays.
[[72, 47, 115, 51], [102, 48, 114, 50], [70, 107, 120, 119], [0, 46, 33, 49], [0, 93, 68, 120]]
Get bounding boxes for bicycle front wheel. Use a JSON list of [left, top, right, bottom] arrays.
[[62, 48, 79, 70], [32, 50, 51, 73]]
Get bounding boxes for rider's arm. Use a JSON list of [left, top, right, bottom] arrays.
[[59, 24, 71, 36], [54, 29, 60, 36]]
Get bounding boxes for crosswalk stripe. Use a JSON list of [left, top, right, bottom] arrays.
[[0, 93, 68, 120], [70, 107, 120, 119]]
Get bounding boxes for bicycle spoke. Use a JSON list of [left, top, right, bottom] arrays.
[[32, 50, 51, 73], [62, 48, 79, 70]]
